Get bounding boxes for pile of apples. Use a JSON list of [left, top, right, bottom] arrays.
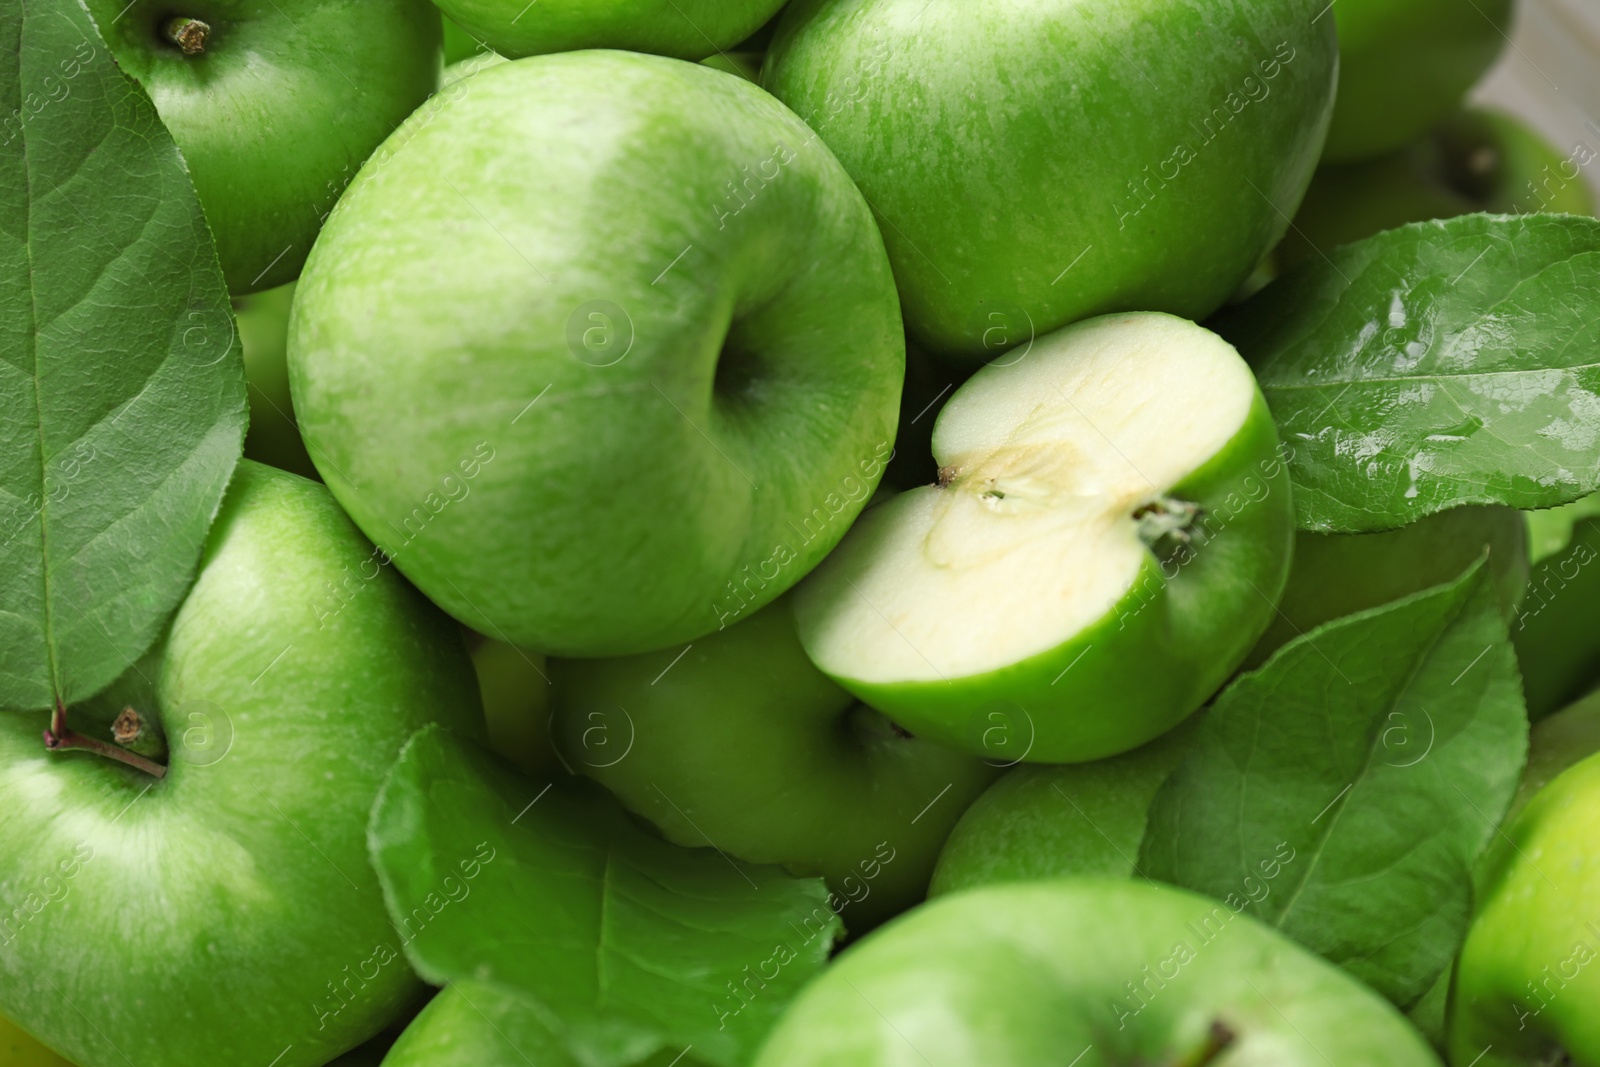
[[4, 0, 1600, 1064]]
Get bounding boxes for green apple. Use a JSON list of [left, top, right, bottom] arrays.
[[0, 462, 482, 1067], [794, 313, 1294, 765], [432, 0, 787, 60], [442, 15, 489, 64], [1449, 723, 1600, 1064], [550, 595, 997, 929], [289, 51, 904, 657], [1514, 516, 1600, 721], [763, 0, 1337, 361], [1244, 505, 1529, 670], [234, 281, 319, 481], [929, 719, 1198, 896], [0, 1012, 73, 1067], [1527, 494, 1600, 564], [86, 0, 442, 294], [1278, 108, 1597, 269], [1321, 0, 1513, 164], [470, 635, 560, 779], [755, 879, 1441, 1065]]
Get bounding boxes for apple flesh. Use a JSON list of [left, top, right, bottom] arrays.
[[754, 879, 1442, 1066], [551, 596, 998, 930], [1321, 0, 1513, 164], [763, 0, 1338, 360], [0, 462, 482, 1067], [795, 313, 1295, 764], [289, 51, 904, 657], [929, 719, 1198, 896], [85, 0, 442, 293], [433, 0, 787, 60], [1243, 505, 1528, 670]]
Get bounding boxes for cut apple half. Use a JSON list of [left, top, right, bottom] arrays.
[[793, 312, 1295, 764]]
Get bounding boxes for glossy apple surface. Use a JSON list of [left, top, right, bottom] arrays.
[[85, 0, 442, 293], [764, 0, 1337, 361], [1279, 108, 1596, 269], [435, 0, 786, 60], [471, 636, 559, 779], [1322, 0, 1513, 164], [290, 52, 903, 658], [929, 720, 1197, 895], [1515, 515, 1600, 720], [1244, 505, 1528, 670], [234, 281, 319, 481], [795, 313, 1294, 764], [0, 462, 481, 1067], [1450, 745, 1600, 1065], [755, 879, 1441, 1066], [551, 596, 997, 929]]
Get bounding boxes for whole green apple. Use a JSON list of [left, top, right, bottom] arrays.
[[794, 313, 1294, 764], [85, 0, 442, 294], [1278, 108, 1597, 269], [1514, 516, 1600, 720], [763, 0, 1337, 361], [1244, 505, 1528, 670], [755, 879, 1441, 1066], [550, 595, 997, 929], [929, 720, 1198, 896], [433, 0, 787, 60], [290, 51, 904, 657], [0, 462, 481, 1067], [235, 281, 319, 481], [1449, 739, 1600, 1065], [1321, 0, 1513, 164], [0, 1012, 72, 1067]]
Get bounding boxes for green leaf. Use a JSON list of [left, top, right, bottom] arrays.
[[0, 0, 247, 711], [369, 726, 841, 1067], [1214, 214, 1600, 533], [1138, 560, 1527, 1006]]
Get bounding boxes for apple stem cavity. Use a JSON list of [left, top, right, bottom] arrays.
[[45, 699, 168, 779], [163, 16, 211, 56], [1172, 1020, 1237, 1067], [1135, 496, 1203, 559]]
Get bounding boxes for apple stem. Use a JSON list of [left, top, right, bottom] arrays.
[[1172, 1020, 1235, 1067], [45, 699, 168, 779], [163, 17, 211, 56]]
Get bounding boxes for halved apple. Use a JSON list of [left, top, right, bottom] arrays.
[[794, 313, 1294, 764]]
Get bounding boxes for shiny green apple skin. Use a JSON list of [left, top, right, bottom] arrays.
[[755, 879, 1441, 1066], [235, 281, 319, 481], [1515, 516, 1600, 721], [1450, 748, 1600, 1065], [290, 52, 903, 657], [434, 0, 786, 60], [551, 596, 997, 929], [763, 0, 1337, 361], [929, 721, 1197, 896], [0, 463, 481, 1067], [1322, 0, 1512, 164], [471, 637, 559, 779], [798, 396, 1293, 766], [85, 0, 442, 294], [1279, 109, 1596, 269], [0, 1012, 73, 1067], [1244, 505, 1528, 670]]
